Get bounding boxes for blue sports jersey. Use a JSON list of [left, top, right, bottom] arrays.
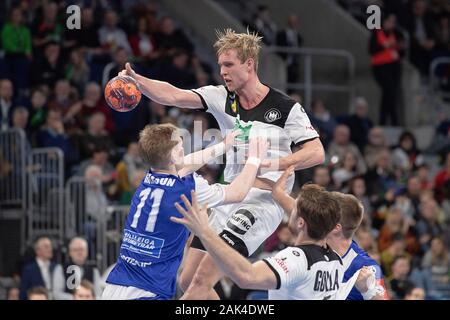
[[342, 240, 387, 300], [106, 170, 225, 299]]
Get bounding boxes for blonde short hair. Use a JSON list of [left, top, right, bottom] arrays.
[[138, 124, 179, 169], [214, 28, 262, 71]]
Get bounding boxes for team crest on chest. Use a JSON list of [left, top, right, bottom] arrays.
[[264, 108, 282, 122]]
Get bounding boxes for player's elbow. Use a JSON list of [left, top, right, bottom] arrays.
[[310, 139, 325, 165], [234, 272, 253, 289]]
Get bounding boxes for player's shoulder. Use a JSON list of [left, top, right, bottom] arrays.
[[193, 85, 227, 97], [349, 241, 380, 269], [267, 86, 300, 113], [296, 244, 342, 269]]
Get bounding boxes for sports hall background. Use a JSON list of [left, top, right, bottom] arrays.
[[0, 0, 449, 300]]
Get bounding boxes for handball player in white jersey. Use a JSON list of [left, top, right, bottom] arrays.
[[119, 29, 324, 299]]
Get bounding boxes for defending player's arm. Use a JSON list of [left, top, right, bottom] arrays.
[[171, 191, 278, 290], [354, 267, 388, 300], [271, 166, 296, 215], [178, 130, 241, 177], [119, 63, 203, 109]]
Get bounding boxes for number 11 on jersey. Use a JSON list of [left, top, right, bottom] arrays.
[[130, 187, 165, 232]]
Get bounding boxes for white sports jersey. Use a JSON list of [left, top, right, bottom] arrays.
[[263, 244, 344, 300], [192, 85, 319, 191]]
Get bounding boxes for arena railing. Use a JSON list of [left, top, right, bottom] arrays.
[[26, 148, 64, 249], [262, 46, 355, 110]]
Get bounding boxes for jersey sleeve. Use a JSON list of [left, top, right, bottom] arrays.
[[262, 247, 307, 290], [284, 103, 319, 144], [193, 173, 226, 208], [191, 85, 227, 116]]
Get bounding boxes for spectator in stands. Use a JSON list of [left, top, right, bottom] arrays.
[[364, 127, 389, 169], [405, 175, 422, 220], [154, 16, 194, 56], [30, 41, 65, 88], [65, 48, 90, 96], [328, 124, 367, 174], [7, 286, 20, 300], [128, 16, 159, 67], [405, 0, 436, 75], [11, 106, 31, 145], [252, 5, 277, 45], [308, 99, 337, 148], [76, 7, 105, 59], [78, 146, 116, 192], [380, 232, 411, 277], [102, 47, 128, 88], [364, 148, 397, 204], [369, 12, 403, 126], [387, 255, 416, 299], [153, 50, 198, 89], [53, 237, 101, 300], [28, 88, 48, 132], [311, 165, 334, 191], [417, 163, 433, 191], [67, 82, 114, 134], [348, 176, 373, 228], [421, 236, 450, 286], [332, 150, 364, 190], [49, 80, 78, 124], [115, 141, 145, 199], [78, 112, 117, 160], [432, 13, 450, 58], [392, 131, 424, 175], [98, 10, 132, 55], [27, 286, 49, 300], [31, 2, 64, 54], [19, 236, 58, 300], [276, 13, 303, 84], [379, 204, 419, 254], [340, 97, 373, 151], [355, 227, 379, 255], [416, 197, 444, 253], [73, 280, 96, 300], [404, 283, 425, 300], [36, 108, 78, 167], [434, 151, 450, 203], [118, 168, 146, 205], [1, 7, 32, 95], [0, 79, 15, 131]]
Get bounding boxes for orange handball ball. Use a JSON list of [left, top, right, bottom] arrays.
[[104, 75, 142, 112]]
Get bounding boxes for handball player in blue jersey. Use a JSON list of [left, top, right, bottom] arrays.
[[102, 123, 267, 300]]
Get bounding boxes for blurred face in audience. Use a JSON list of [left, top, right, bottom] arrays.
[[10, 8, 23, 25], [114, 48, 128, 66], [430, 237, 445, 256], [69, 238, 88, 266], [334, 125, 350, 145], [44, 2, 58, 22], [368, 127, 386, 147], [12, 108, 29, 129], [355, 229, 373, 251], [413, 0, 426, 17], [313, 167, 330, 187], [31, 90, 47, 109], [84, 83, 101, 103], [55, 80, 71, 99], [405, 287, 425, 300], [35, 237, 53, 261], [391, 257, 410, 279], [88, 113, 106, 134], [160, 17, 174, 35], [287, 14, 299, 29], [375, 150, 391, 169], [382, 14, 396, 31], [420, 198, 438, 221], [407, 177, 421, 196], [82, 8, 94, 26], [74, 286, 95, 300], [0, 79, 13, 100], [45, 43, 60, 64], [28, 293, 48, 300], [104, 11, 118, 28], [7, 287, 19, 300], [351, 178, 366, 197], [355, 99, 368, 118]]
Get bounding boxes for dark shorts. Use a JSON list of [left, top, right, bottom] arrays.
[[190, 230, 250, 257]]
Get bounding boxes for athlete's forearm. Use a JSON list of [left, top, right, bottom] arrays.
[[179, 143, 226, 177], [224, 160, 260, 203], [278, 138, 325, 171], [272, 189, 295, 215], [134, 74, 201, 109]]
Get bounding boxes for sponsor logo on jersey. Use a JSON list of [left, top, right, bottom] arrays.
[[292, 250, 301, 257], [226, 209, 256, 235], [120, 254, 152, 267], [314, 269, 340, 292], [274, 257, 289, 274], [264, 108, 282, 122]]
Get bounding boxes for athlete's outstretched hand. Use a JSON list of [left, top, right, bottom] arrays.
[[118, 62, 138, 80], [273, 165, 295, 193], [223, 129, 241, 152], [171, 191, 209, 236]]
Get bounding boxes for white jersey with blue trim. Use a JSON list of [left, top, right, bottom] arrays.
[[106, 170, 225, 299]]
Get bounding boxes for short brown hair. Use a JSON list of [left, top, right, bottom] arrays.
[[214, 28, 262, 71], [75, 280, 95, 295], [296, 184, 341, 240], [27, 286, 48, 299], [138, 124, 179, 169], [331, 192, 364, 239]]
